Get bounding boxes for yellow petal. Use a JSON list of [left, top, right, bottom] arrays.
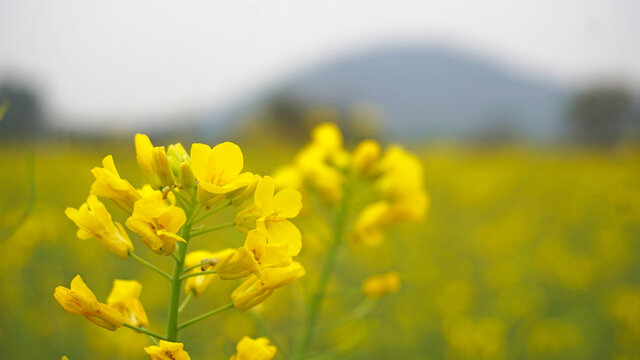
[[209, 142, 244, 181], [264, 219, 302, 256], [272, 188, 302, 218], [189, 143, 211, 182], [255, 176, 275, 211]]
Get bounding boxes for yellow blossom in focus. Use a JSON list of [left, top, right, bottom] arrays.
[[54, 275, 125, 331], [144, 340, 191, 360], [126, 185, 186, 255], [190, 142, 254, 206], [232, 262, 305, 311], [362, 271, 401, 298], [228, 174, 261, 207], [236, 176, 302, 256], [106, 279, 149, 328], [90, 155, 141, 214], [350, 201, 390, 246], [65, 195, 133, 258], [230, 336, 277, 360], [183, 249, 235, 296], [135, 134, 174, 189], [352, 139, 381, 176], [218, 229, 293, 280]]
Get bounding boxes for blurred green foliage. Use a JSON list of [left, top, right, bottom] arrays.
[[1, 139, 639, 359]]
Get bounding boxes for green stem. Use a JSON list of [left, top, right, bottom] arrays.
[[165, 190, 198, 341], [123, 323, 167, 340], [178, 303, 234, 330], [292, 185, 351, 359], [194, 199, 231, 223], [178, 292, 194, 314], [129, 252, 172, 280], [190, 222, 235, 238], [180, 270, 217, 280]]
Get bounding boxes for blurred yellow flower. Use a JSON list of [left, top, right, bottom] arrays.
[[350, 201, 390, 246], [126, 186, 186, 255], [230, 336, 277, 360], [144, 340, 191, 360], [54, 275, 125, 331], [190, 142, 254, 206], [106, 279, 149, 328], [90, 155, 141, 214], [135, 134, 174, 189], [362, 271, 401, 298], [65, 195, 133, 258], [232, 262, 305, 311], [352, 139, 381, 176]]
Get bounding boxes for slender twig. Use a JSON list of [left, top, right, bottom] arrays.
[[123, 323, 167, 340], [190, 222, 235, 238], [194, 199, 231, 223], [129, 252, 172, 280], [182, 259, 216, 273], [178, 303, 234, 330], [180, 270, 217, 280], [178, 292, 194, 314], [146, 334, 159, 345]]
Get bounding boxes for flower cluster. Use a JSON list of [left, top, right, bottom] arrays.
[[55, 134, 304, 358], [271, 122, 427, 359]]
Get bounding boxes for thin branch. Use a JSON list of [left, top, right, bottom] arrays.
[[123, 323, 167, 340], [180, 270, 217, 280], [178, 292, 194, 314], [194, 199, 231, 223], [190, 222, 236, 238], [178, 303, 234, 330], [129, 252, 172, 280]]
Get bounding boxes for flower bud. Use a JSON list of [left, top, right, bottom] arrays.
[[362, 271, 401, 298]]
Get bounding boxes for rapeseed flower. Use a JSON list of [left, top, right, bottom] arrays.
[[167, 142, 195, 190], [144, 341, 191, 360], [352, 139, 381, 176], [230, 336, 277, 360], [236, 176, 302, 256], [65, 195, 133, 258], [135, 134, 174, 189], [350, 201, 390, 246], [107, 279, 149, 328], [54, 275, 125, 331], [126, 185, 186, 255], [183, 249, 234, 296], [190, 142, 254, 206], [90, 155, 141, 214], [232, 262, 305, 311]]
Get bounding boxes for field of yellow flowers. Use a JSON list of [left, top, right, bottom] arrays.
[[1, 131, 639, 359]]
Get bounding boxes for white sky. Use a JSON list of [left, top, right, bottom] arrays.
[[1, 0, 639, 128]]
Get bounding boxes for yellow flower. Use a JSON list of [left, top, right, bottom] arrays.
[[65, 195, 133, 258], [54, 275, 125, 331], [350, 201, 390, 246], [90, 155, 141, 214], [106, 279, 149, 328], [217, 229, 292, 280], [230, 336, 277, 360], [167, 142, 195, 190], [227, 173, 261, 207], [144, 340, 191, 360], [135, 134, 175, 189], [362, 271, 401, 298], [190, 142, 254, 206], [231, 262, 305, 311], [352, 139, 381, 175], [183, 249, 235, 296], [236, 176, 302, 256], [126, 185, 186, 255], [272, 165, 303, 190]]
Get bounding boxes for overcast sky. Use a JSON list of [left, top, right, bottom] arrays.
[[1, 0, 639, 128]]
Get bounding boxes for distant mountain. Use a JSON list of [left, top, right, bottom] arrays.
[[199, 44, 570, 139]]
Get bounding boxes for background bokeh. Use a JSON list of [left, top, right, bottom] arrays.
[[1, 1, 640, 359]]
